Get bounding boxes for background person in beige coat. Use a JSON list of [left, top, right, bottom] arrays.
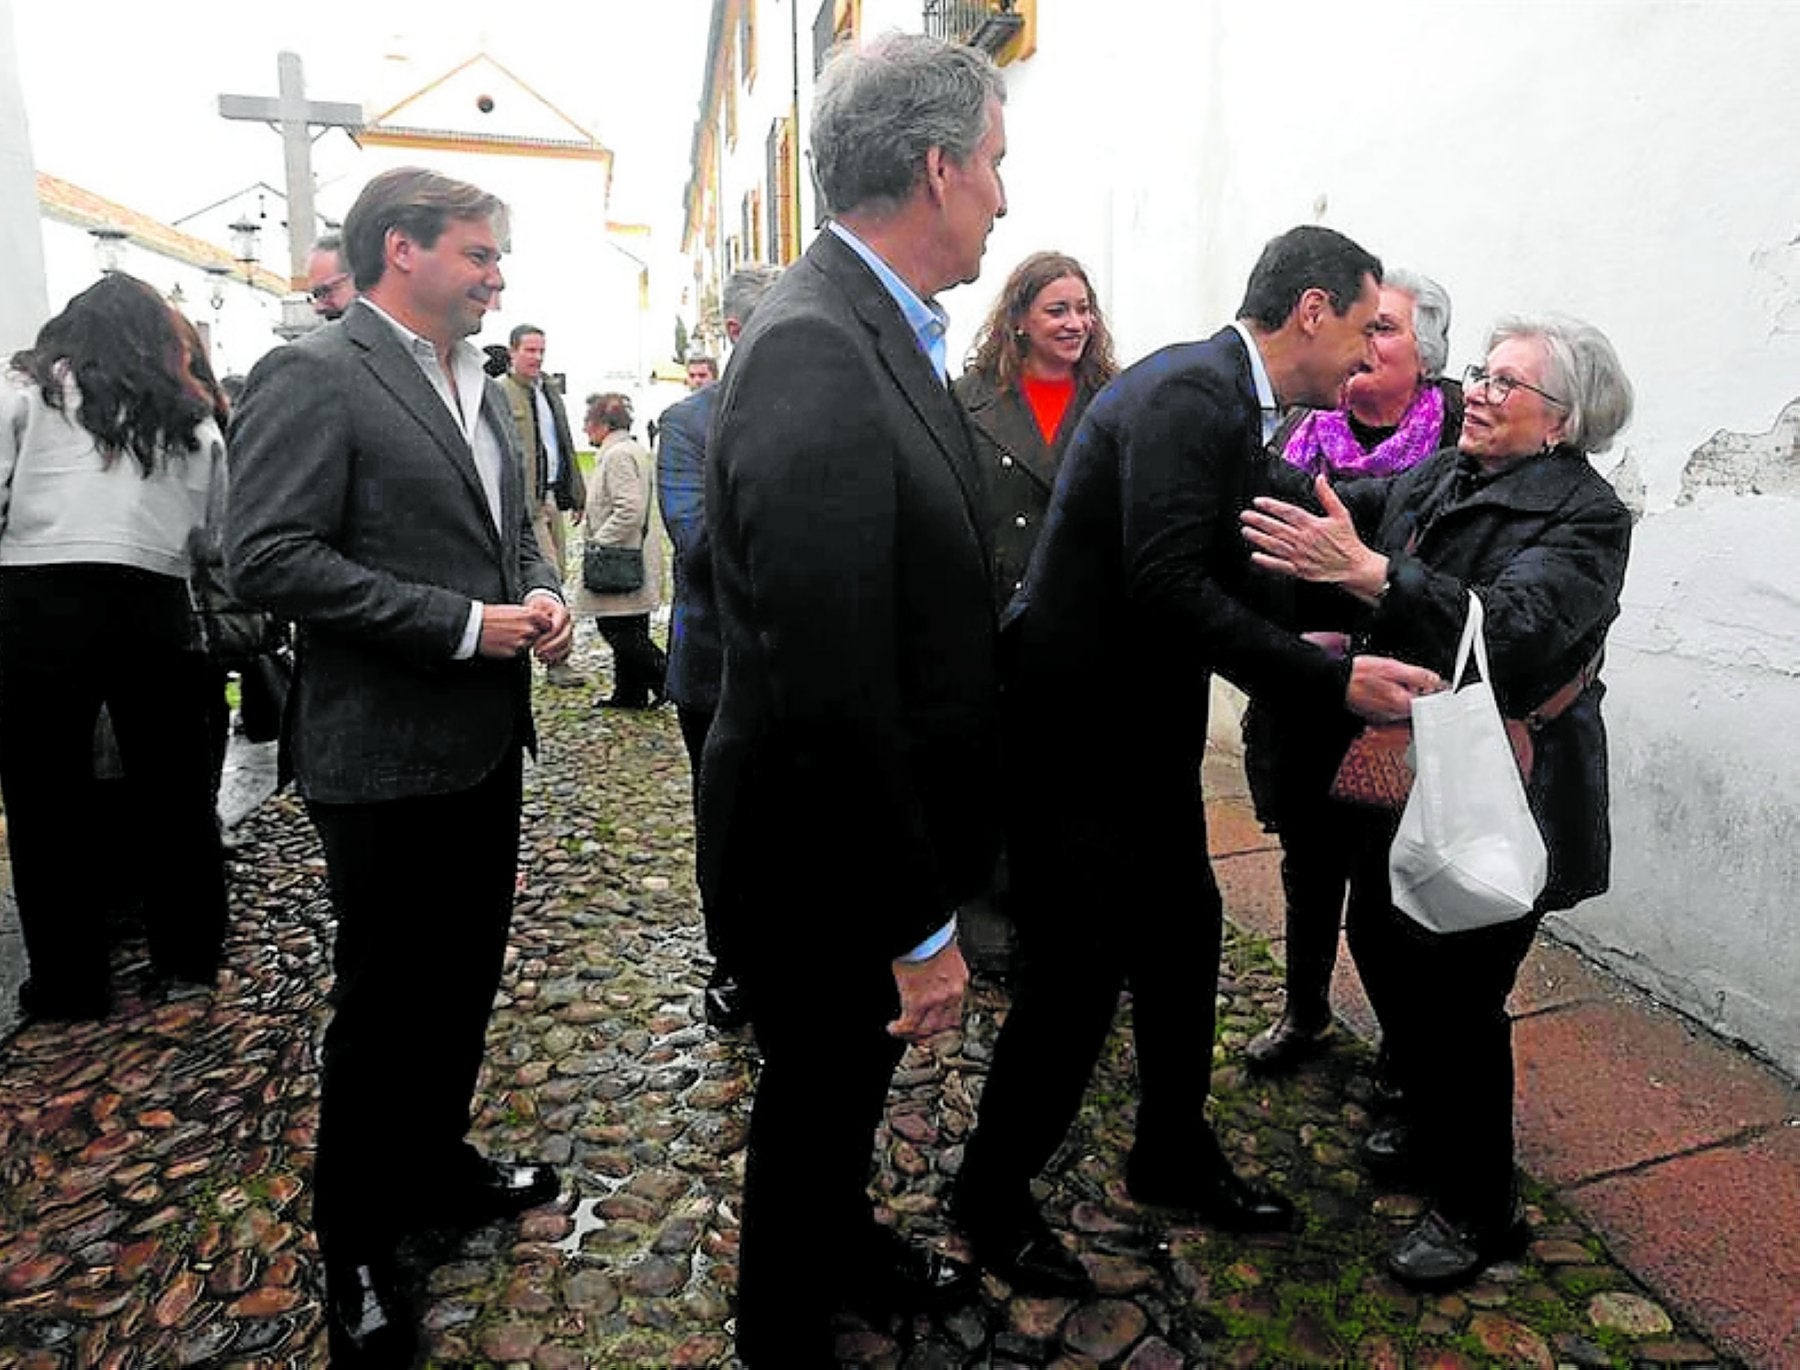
[[573, 392, 667, 708]]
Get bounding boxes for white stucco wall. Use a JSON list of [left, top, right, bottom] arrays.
[[35, 221, 285, 381], [0, 0, 49, 352], [961, 1, 1800, 1075]]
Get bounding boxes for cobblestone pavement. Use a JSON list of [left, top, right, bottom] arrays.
[[0, 642, 1740, 1368]]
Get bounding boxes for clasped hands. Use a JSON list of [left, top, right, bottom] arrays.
[[478, 595, 574, 664], [1242, 475, 1445, 724]]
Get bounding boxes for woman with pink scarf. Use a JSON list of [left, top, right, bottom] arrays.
[[1242, 269, 1460, 1078]]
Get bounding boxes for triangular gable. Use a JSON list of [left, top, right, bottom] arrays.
[[365, 52, 607, 156]]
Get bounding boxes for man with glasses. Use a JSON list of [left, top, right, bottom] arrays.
[[306, 231, 356, 321]]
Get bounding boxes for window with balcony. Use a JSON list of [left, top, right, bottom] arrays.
[[922, 0, 1033, 61]]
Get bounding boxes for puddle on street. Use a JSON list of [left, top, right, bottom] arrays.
[[553, 1195, 607, 1256]]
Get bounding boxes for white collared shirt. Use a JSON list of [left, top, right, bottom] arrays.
[[1229, 320, 1282, 446], [355, 299, 556, 658], [533, 383, 563, 485]]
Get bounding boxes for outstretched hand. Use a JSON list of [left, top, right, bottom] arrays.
[[1242, 476, 1389, 601]]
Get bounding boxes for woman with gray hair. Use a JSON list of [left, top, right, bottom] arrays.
[[1282, 269, 1460, 477], [1241, 314, 1635, 1289], [1244, 269, 1461, 1077]]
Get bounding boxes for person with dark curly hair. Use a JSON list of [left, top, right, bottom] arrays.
[[0, 273, 229, 1021], [955, 250, 1119, 609]]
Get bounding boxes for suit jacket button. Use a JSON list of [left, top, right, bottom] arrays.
[[1013, 514, 1028, 528], [1000, 455, 1014, 468]]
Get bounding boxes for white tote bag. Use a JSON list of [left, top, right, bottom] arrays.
[[1389, 592, 1548, 934]]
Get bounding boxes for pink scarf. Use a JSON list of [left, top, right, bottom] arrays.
[[1283, 383, 1446, 479]]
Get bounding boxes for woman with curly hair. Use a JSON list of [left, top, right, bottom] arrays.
[[0, 274, 228, 1020], [955, 251, 1119, 608]]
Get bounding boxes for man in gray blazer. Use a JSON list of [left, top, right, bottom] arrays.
[[226, 167, 571, 1369]]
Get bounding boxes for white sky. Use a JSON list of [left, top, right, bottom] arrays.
[[11, 0, 713, 243]]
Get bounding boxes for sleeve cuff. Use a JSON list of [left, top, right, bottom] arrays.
[[455, 601, 484, 660], [897, 915, 958, 964]]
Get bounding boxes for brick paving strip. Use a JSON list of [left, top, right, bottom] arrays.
[[0, 645, 1741, 1368]]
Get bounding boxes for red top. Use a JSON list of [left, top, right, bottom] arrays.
[[1019, 373, 1077, 444]]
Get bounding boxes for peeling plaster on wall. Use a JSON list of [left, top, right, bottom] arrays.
[[1749, 234, 1800, 334], [1604, 448, 1646, 522], [1677, 396, 1800, 504]]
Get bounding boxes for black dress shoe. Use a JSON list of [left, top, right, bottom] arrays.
[[702, 974, 749, 1030], [325, 1256, 416, 1368], [1126, 1159, 1297, 1233], [445, 1157, 560, 1224], [1360, 1124, 1419, 1186], [1386, 1208, 1529, 1290], [842, 1226, 978, 1321], [955, 1199, 1090, 1298], [1244, 1012, 1335, 1076]]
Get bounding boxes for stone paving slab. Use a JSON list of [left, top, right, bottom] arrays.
[[1513, 999, 1800, 1188], [1565, 1125, 1800, 1368], [0, 645, 1744, 1368]]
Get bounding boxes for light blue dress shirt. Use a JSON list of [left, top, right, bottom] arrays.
[[827, 221, 951, 384]]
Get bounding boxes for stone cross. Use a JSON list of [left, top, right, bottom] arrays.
[[219, 52, 363, 286]]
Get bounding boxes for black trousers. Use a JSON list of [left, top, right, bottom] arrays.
[[1345, 810, 1540, 1229], [595, 614, 667, 705], [306, 747, 523, 1258], [1242, 699, 1361, 1025], [962, 756, 1228, 1203], [0, 565, 227, 998], [734, 943, 904, 1366], [1274, 801, 1358, 1024], [675, 703, 731, 971]]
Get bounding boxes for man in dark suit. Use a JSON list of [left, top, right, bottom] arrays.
[[655, 263, 780, 1031], [952, 227, 1446, 1296], [702, 35, 1008, 1367], [226, 167, 572, 1368]]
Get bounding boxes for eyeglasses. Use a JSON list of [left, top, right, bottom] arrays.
[[309, 273, 351, 302], [1464, 364, 1568, 409]]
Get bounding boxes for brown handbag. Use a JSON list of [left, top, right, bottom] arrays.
[[1328, 648, 1601, 810], [1329, 718, 1534, 809]]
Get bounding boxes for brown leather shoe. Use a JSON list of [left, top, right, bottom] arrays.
[[1244, 1011, 1335, 1076]]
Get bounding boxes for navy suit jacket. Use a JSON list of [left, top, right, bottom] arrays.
[[225, 300, 560, 804], [1008, 327, 1350, 782], [656, 383, 721, 711]]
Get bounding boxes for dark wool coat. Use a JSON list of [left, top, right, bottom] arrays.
[[952, 368, 1098, 610], [702, 230, 1001, 966], [1339, 445, 1633, 910]]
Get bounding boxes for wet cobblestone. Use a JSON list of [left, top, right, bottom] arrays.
[[0, 641, 1740, 1367]]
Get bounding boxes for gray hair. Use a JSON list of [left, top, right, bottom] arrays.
[[722, 264, 782, 328], [312, 231, 347, 270], [1488, 314, 1634, 454], [1384, 267, 1452, 380], [811, 33, 1006, 218]]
